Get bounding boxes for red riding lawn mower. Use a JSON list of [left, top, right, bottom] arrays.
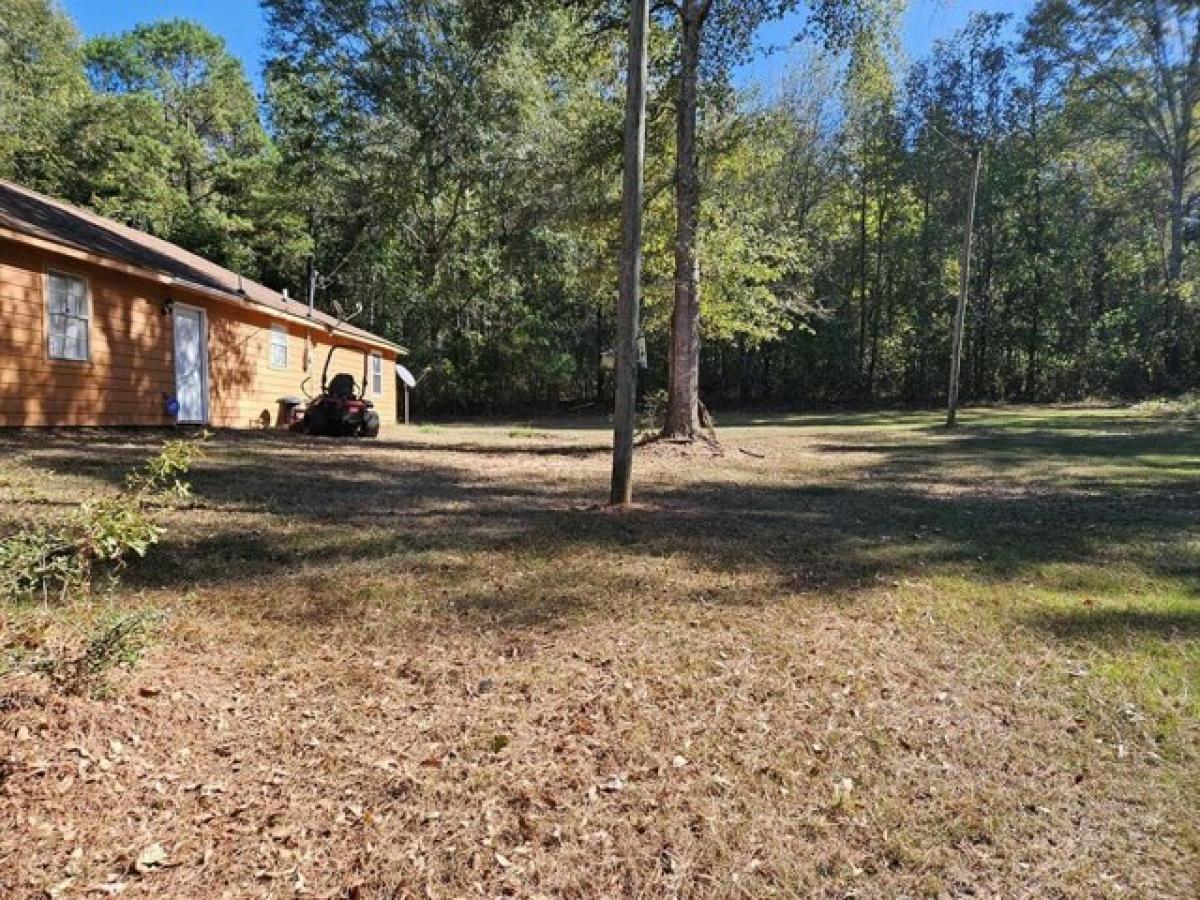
[[291, 344, 381, 438]]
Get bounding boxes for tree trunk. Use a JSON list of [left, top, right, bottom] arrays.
[[915, 173, 933, 401], [866, 188, 887, 399], [1168, 152, 1187, 284], [856, 165, 870, 391], [975, 222, 994, 398], [609, 0, 649, 506], [947, 147, 983, 428], [663, 3, 705, 440]]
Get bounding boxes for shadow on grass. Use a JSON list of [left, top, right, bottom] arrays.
[[815, 422, 1200, 482], [372, 440, 611, 457], [4, 415, 1198, 634], [1026, 609, 1200, 643]]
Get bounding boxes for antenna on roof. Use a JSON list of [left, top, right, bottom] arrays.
[[306, 258, 317, 318], [332, 300, 363, 324]]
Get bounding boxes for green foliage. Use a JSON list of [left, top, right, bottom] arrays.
[[4, 1, 1200, 410], [77, 20, 308, 283], [265, 2, 628, 410], [0, 528, 84, 605], [128, 434, 208, 499], [0, 0, 89, 189], [0, 435, 207, 605], [0, 7, 307, 288]]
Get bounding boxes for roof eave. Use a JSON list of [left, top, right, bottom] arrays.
[[0, 224, 406, 355]]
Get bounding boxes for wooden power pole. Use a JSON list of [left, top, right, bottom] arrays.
[[947, 146, 982, 428], [610, 0, 650, 505]]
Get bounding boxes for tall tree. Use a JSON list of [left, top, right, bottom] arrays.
[[661, 0, 900, 439], [1028, 0, 1200, 285], [80, 20, 305, 281], [264, 1, 636, 406], [0, 0, 88, 191], [611, 0, 651, 505]]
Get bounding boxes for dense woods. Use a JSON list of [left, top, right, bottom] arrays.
[[3, 0, 1198, 411]]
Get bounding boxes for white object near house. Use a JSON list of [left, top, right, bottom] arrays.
[[396, 363, 417, 424]]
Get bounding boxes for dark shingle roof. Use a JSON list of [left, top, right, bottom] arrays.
[[0, 179, 402, 353]]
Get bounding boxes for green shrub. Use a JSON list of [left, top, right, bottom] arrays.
[[0, 434, 208, 605], [0, 528, 84, 603]]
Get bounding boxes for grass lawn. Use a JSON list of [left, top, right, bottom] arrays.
[[1, 406, 1197, 898]]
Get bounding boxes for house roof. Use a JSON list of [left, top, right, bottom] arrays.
[[0, 179, 403, 354]]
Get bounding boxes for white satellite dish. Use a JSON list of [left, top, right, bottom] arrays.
[[395, 363, 417, 389]]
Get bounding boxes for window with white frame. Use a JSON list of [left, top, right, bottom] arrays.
[[269, 324, 288, 369], [47, 271, 89, 361], [371, 353, 383, 394]]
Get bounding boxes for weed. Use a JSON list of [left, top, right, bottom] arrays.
[[32, 608, 162, 697], [0, 434, 207, 605]]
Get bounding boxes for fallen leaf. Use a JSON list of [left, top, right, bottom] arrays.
[[134, 843, 167, 874], [45, 876, 74, 898]]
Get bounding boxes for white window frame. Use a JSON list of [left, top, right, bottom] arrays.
[[371, 353, 383, 395], [269, 324, 289, 370], [45, 269, 91, 362]]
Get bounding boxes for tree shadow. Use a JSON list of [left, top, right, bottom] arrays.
[[370, 438, 610, 457], [1025, 609, 1200, 643], [4, 419, 1198, 636], [815, 422, 1200, 484]]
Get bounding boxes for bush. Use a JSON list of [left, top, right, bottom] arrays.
[[0, 434, 208, 605], [0, 528, 86, 604]]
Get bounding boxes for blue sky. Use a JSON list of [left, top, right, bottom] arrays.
[[740, 0, 1034, 89], [64, 0, 1035, 93]]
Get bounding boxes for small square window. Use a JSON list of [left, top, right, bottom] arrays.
[[47, 271, 89, 361], [371, 353, 383, 395], [269, 325, 288, 369]]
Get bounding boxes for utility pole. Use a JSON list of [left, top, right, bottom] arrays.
[[947, 145, 982, 428], [610, 0, 650, 506]]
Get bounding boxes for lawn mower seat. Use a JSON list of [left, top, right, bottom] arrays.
[[328, 373, 357, 399]]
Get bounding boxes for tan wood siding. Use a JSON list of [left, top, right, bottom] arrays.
[[0, 239, 398, 429]]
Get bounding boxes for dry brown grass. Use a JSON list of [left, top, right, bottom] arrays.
[[1, 407, 1197, 898]]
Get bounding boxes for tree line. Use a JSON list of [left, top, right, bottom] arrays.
[[2, 0, 1197, 414]]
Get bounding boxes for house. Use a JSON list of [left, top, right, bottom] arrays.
[[0, 179, 403, 428]]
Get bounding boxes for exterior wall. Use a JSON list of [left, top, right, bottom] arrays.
[[0, 237, 398, 429]]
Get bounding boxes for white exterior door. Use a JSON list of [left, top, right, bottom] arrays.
[[173, 305, 209, 424]]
